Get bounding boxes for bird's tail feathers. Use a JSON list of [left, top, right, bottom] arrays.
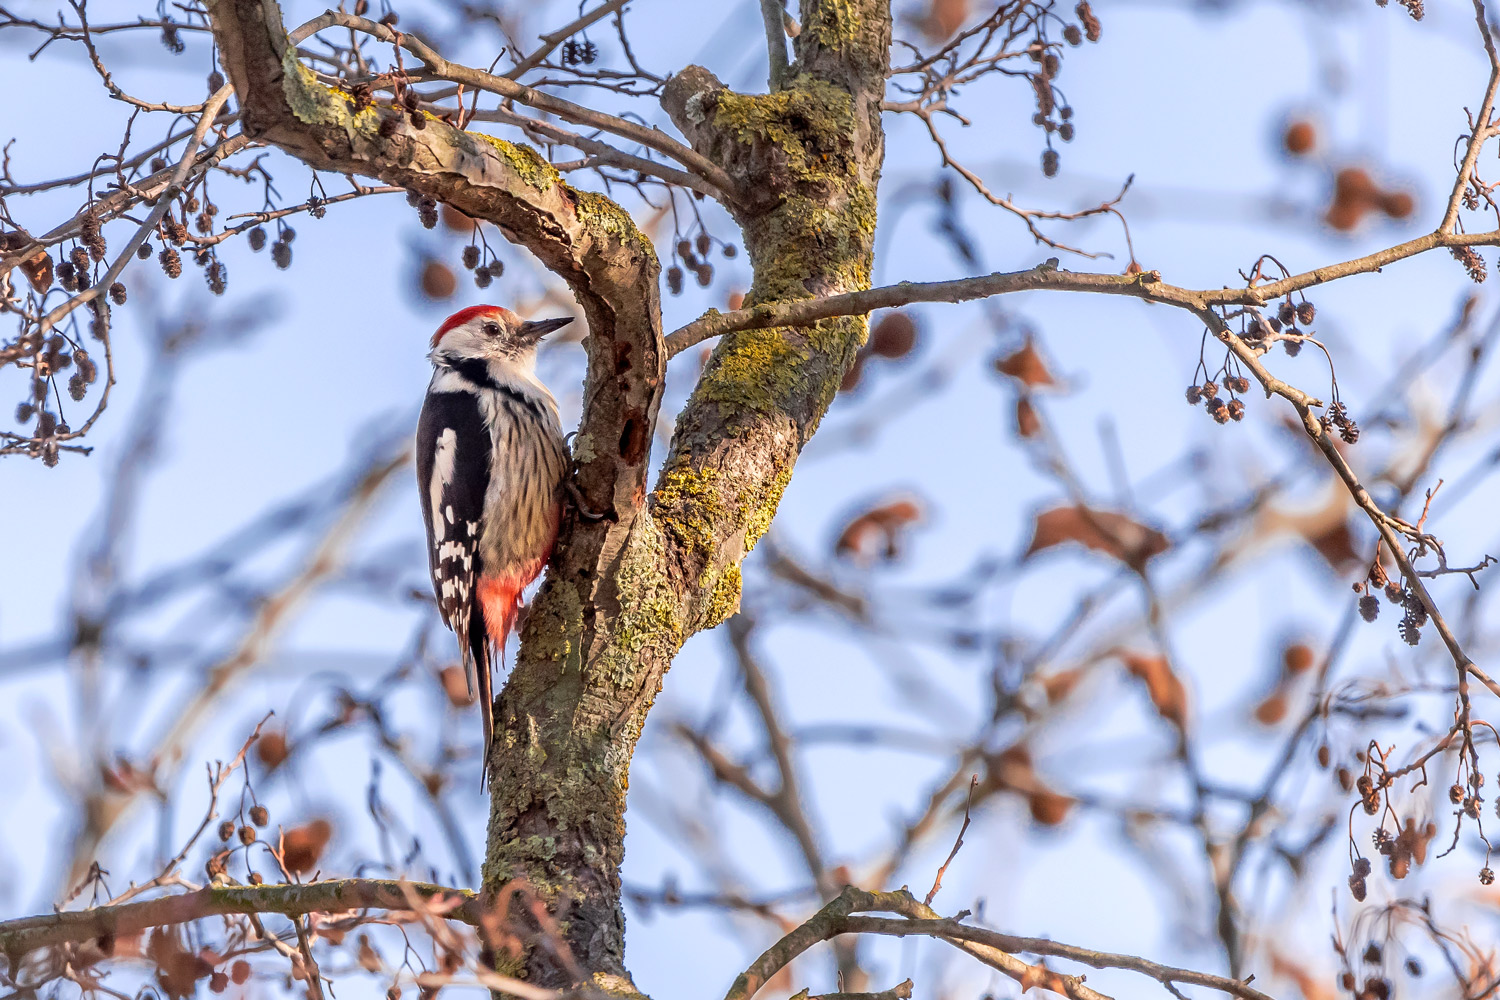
[[465, 603, 493, 788]]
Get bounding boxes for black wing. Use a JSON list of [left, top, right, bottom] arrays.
[[416, 390, 492, 723]]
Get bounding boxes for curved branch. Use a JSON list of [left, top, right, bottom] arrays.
[[504, 0, 632, 81], [467, 102, 720, 197], [840, 917, 1274, 1000], [665, 227, 1500, 357], [726, 886, 1273, 1000], [206, 0, 663, 517], [663, 244, 1487, 704], [288, 10, 738, 200], [1441, 0, 1500, 233], [29, 84, 234, 344], [0, 878, 481, 958]]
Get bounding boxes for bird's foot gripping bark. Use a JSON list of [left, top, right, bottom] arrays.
[[564, 472, 609, 522]]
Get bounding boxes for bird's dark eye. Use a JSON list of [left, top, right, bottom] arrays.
[[482, 321, 501, 337]]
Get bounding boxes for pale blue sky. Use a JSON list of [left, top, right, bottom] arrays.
[[4, 1, 1500, 997]]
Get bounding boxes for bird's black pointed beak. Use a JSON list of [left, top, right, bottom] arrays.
[[518, 316, 573, 344]]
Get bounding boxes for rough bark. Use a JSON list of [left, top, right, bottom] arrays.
[[204, 0, 890, 990]]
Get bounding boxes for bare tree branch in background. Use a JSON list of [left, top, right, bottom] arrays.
[[6, 1, 1500, 999]]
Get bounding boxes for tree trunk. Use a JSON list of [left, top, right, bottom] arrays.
[[205, 0, 891, 989]]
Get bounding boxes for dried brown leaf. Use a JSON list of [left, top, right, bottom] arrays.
[[256, 729, 289, 770], [1027, 789, 1075, 826], [420, 258, 456, 300], [1282, 642, 1316, 675], [869, 311, 918, 359], [1117, 650, 1188, 733], [282, 818, 333, 874], [835, 497, 924, 565], [439, 664, 474, 708], [1024, 505, 1169, 568], [1253, 689, 1288, 726], [357, 934, 383, 973], [1015, 396, 1041, 438], [985, 744, 1075, 827], [908, 0, 970, 41], [439, 203, 475, 233], [20, 250, 53, 293], [994, 336, 1056, 387], [1039, 667, 1085, 704]]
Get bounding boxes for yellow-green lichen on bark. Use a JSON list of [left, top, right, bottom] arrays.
[[713, 79, 856, 183], [277, 43, 570, 200], [695, 326, 811, 421], [801, 0, 864, 51], [698, 563, 743, 631], [281, 49, 368, 132], [468, 131, 561, 191], [487, 519, 682, 894], [652, 464, 727, 554], [605, 517, 685, 663], [520, 576, 586, 667], [743, 185, 876, 302], [742, 463, 794, 551], [574, 189, 658, 261], [697, 159, 875, 428], [483, 727, 624, 886]]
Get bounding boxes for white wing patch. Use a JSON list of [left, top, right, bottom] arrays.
[[428, 428, 457, 544], [426, 425, 482, 647]]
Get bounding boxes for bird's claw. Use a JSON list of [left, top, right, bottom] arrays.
[[565, 477, 607, 522]]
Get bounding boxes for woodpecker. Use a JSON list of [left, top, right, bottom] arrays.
[[416, 304, 572, 783]]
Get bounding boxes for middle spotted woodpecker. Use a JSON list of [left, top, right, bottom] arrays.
[[416, 304, 573, 783]]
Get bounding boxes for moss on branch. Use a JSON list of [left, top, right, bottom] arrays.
[[0, 879, 480, 963]]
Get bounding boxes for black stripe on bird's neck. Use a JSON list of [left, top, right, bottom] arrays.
[[441, 356, 549, 420], [450, 357, 499, 390]]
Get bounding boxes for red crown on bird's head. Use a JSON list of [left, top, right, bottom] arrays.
[[431, 304, 518, 348]]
